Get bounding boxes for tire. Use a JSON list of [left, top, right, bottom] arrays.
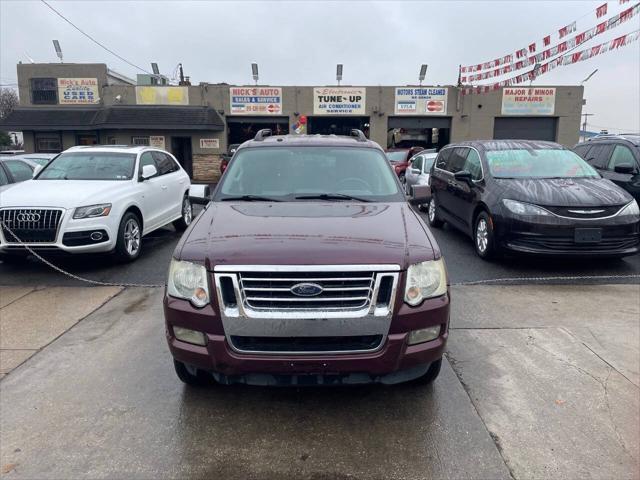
[[174, 360, 210, 387], [173, 195, 193, 232], [114, 212, 142, 262], [412, 358, 442, 385], [399, 172, 406, 184], [474, 211, 499, 260], [427, 196, 444, 228]]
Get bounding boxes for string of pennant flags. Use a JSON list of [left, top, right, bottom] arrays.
[[461, 3, 640, 83], [461, 1, 638, 74], [460, 29, 640, 95]]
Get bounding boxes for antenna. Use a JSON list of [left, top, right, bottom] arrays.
[[52, 40, 63, 63], [336, 64, 343, 86], [419, 64, 428, 85], [581, 69, 598, 85], [24, 51, 35, 64], [251, 63, 259, 85]]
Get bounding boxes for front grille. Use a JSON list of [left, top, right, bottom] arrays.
[[238, 271, 375, 310], [510, 235, 640, 252], [0, 209, 63, 243], [230, 335, 384, 353], [545, 205, 623, 219]]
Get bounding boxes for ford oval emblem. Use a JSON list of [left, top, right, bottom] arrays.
[[290, 282, 324, 297]]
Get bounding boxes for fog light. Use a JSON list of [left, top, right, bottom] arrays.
[[173, 326, 206, 346], [90, 231, 103, 241], [408, 325, 441, 345]]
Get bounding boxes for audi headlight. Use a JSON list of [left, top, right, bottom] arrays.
[[404, 258, 447, 306], [167, 259, 210, 308], [73, 203, 112, 219], [502, 199, 550, 216], [619, 200, 640, 218]]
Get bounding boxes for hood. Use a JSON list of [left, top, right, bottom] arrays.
[[495, 177, 632, 207], [178, 202, 437, 269], [0, 180, 129, 209]]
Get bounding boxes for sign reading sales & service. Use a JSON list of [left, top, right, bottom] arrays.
[[230, 87, 282, 115], [394, 87, 447, 115], [313, 87, 366, 115], [58, 78, 99, 104], [501, 88, 556, 115]]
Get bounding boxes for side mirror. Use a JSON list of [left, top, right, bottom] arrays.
[[614, 163, 635, 174], [454, 170, 473, 183], [408, 185, 431, 205], [141, 164, 157, 180], [189, 184, 211, 205]]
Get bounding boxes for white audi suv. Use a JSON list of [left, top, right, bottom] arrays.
[[0, 145, 192, 262]]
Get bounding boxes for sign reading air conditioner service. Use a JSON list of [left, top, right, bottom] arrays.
[[136, 86, 189, 105], [394, 87, 447, 115], [501, 87, 556, 115], [313, 87, 366, 115], [58, 78, 99, 104], [229, 87, 282, 115]]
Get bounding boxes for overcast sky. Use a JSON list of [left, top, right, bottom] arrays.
[[1, 0, 638, 133]]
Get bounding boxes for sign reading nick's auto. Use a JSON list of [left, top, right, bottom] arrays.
[[230, 87, 283, 115]]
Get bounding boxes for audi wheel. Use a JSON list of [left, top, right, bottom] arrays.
[[114, 212, 142, 262]]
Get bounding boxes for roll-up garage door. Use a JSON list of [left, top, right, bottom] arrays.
[[493, 117, 557, 142], [387, 117, 452, 129]]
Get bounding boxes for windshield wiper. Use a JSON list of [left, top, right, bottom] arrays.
[[294, 193, 372, 202], [220, 195, 282, 202]]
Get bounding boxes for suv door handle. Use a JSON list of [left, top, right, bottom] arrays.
[[161, 185, 168, 190]]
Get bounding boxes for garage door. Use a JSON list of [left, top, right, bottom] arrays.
[[493, 117, 557, 141], [387, 116, 451, 129]]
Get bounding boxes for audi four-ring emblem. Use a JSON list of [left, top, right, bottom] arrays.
[[16, 213, 41, 222]]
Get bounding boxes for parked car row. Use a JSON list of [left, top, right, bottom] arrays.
[[0, 146, 192, 263]]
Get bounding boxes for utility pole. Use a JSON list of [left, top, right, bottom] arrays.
[[582, 113, 595, 140]]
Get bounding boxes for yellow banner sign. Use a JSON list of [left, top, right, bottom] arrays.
[[136, 86, 189, 105]]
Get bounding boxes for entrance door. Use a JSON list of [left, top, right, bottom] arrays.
[[307, 116, 370, 137], [171, 137, 193, 178]]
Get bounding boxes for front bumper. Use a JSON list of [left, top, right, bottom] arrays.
[[494, 210, 640, 257], [0, 207, 118, 254], [164, 290, 450, 385]]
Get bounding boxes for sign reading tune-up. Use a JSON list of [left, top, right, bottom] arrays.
[[313, 87, 366, 115], [501, 87, 556, 115], [230, 87, 282, 115], [394, 87, 447, 115]]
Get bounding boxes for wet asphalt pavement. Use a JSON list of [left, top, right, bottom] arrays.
[[0, 207, 638, 287]]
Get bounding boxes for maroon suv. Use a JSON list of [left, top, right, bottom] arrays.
[[164, 129, 449, 386]]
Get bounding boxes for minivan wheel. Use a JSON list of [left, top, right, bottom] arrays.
[[173, 195, 193, 232], [412, 358, 442, 385], [427, 197, 444, 228], [474, 211, 499, 259], [174, 359, 210, 386], [114, 212, 142, 262]]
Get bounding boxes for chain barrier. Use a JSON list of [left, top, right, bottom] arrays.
[[0, 221, 164, 288], [1, 220, 638, 288]]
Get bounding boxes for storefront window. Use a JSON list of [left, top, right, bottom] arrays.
[[31, 78, 58, 105], [131, 136, 150, 146], [35, 133, 62, 153]]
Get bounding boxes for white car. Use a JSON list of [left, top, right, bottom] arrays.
[[0, 145, 192, 262]]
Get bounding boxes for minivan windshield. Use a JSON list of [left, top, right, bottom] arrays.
[[217, 147, 403, 202], [37, 152, 136, 181], [486, 148, 599, 179]]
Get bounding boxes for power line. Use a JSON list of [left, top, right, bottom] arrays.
[[40, 0, 152, 75]]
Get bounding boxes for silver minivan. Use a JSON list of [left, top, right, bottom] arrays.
[[404, 151, 438, 197]]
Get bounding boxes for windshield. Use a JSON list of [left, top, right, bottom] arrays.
[[37, 152, 136, 181], [386, 151, 407, 163], [217, 146, 402, 202], [486, 148, 598, 179]]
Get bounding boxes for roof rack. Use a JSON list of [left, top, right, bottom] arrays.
[[350, 129, 368, 142], [587, 133, 639, 142], [254, 129, 272, 141]]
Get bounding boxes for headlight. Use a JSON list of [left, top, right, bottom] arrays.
[[502, 199, 550, 216], [619, 200, 640, 217], [167, 259, 210, 308], [404, 258, 447, 306], [73, 203, 112, 219]]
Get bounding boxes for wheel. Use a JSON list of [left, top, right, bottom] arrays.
[[114, 212, 142, 262], [398, 172, 406, 184], [412, 358, 442, 385], [173, 195, 193, 232], [427, 196, 444, 228], [474, 211, 499, 259], [174, 360, 210, 386]]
